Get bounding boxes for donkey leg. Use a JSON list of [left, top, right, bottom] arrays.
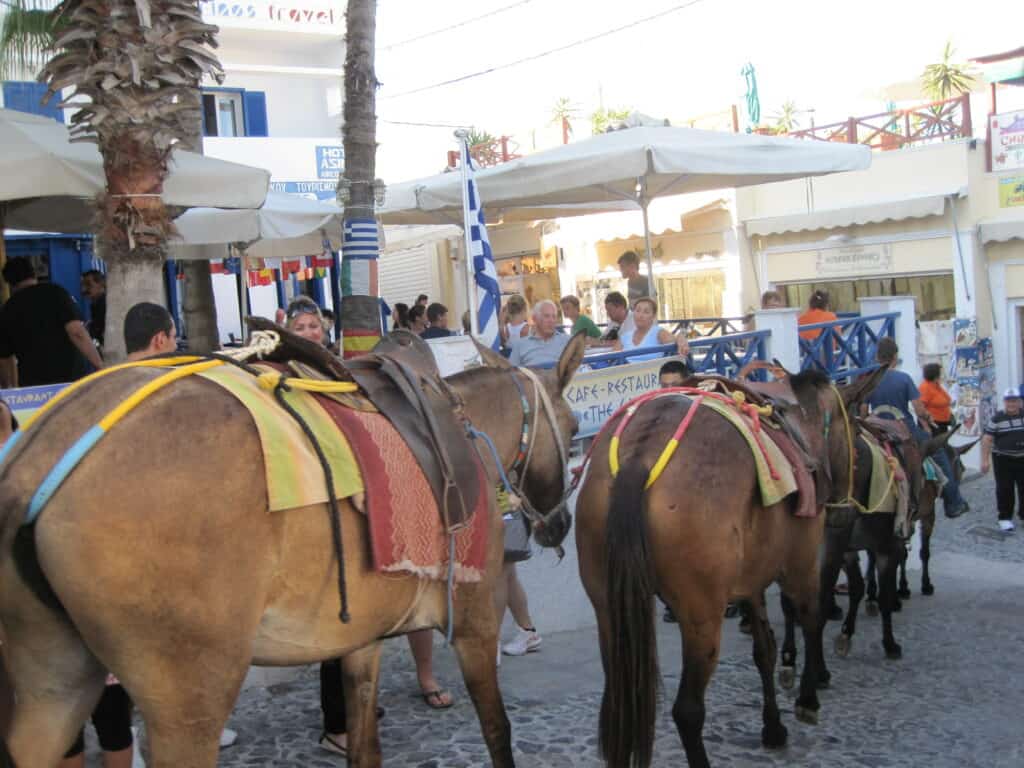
[[875, 548, 903, 660], [341, 643, 384, 768], [452, 622, 514, 768], [897, 542, 912, 601], [835, 552, 865, 658], [920, 515, 935, 596], [3, 610, 106, 767], [778, 593, 798, 691], [672, 622, 721, 768], [748, 595, 786, 748], [864, 550, 879, 617]]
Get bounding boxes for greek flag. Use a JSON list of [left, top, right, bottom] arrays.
[[463, 145, 501, 350]]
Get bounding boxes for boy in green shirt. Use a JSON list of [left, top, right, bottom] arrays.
[[560, 295, 601, 339]]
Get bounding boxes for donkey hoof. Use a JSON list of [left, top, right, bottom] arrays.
[[762, 722, 788, 749], [897, 587, 911, 600], [893, 598, 903, 613], [778, 667, 795, 690], [921, 583, 934, 596], [794, 704, 819, 726], [865, 601, 879, 617], [817, 669, 831, 690], [834, 633, 852, 658], [884, 641, 903, 660]]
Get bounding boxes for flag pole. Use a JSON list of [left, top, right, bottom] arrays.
[[455, 129, 479, 339]]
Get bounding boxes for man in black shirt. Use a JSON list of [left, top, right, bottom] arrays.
[[981, 387, 1024, 533], [81, 269, 107, 349], [618, 250, 651, 305], [0, 257, 104, 387], [420, 302, 455, 339]]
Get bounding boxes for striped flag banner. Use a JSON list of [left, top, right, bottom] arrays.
[[462, 144, 501, 350], [341, 217, 380, 298]]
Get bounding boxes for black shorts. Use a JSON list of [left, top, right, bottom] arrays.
[[64, 684, 133, 757]]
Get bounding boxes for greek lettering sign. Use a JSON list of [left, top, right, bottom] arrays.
[[564, 358, 671, 438], [999, 175, 1024, 208], [316, 145, 344, 180], [815, 244, 892, 278], [991, 110, 1024, 173], [1, 384, 67, 426], [269, 180, 336, 201]]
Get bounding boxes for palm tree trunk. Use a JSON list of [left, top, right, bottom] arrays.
[[101, 243, 166, 361], [339, 0, 381, 357]]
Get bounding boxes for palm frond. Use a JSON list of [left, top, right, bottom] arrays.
[[0, 0, 60, 79]]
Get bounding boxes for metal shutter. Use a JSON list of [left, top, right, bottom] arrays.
[[379, 243, 436, 312]]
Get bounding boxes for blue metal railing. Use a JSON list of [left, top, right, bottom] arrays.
[[799, 312, 897, 381], [579, 315, 752, 338]]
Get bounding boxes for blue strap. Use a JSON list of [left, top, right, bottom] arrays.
[[0, 430, 23, 467], [26, 425, 105, 524]]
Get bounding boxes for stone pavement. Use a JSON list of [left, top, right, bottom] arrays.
[[117, 474, 1024, 766]]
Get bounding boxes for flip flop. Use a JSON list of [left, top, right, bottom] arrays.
[[421, 689, 454, 710], [318, 732, 348, 757]]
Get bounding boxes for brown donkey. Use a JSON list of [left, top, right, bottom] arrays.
[[0, 334, 585, 768], [574, 368, 884, 768]]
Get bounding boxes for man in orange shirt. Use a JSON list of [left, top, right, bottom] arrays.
[[919, 362, 953, 433], [797, 289, 838, 340]]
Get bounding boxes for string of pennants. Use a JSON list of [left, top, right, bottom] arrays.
[[208, 254, 336, 286]]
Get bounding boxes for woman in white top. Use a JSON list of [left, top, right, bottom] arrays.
[[614, 297, 676, 362], [499, 294, 530, 348]]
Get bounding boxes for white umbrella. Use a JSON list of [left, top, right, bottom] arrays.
[[0, 108, 270, 232], [170, 191, 343, 260], [379, 126, 871, 298]]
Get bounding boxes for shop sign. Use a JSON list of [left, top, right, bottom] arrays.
[[316, 145, 344, 180], [991, 110, 1024, 173], [1, 383, 67, 426], [999, 175, 1024, 208], [270, 180, 336, 201], [814, 243, 892, 278], [200, 0, 342, 30], [563, 358, 668, 438]]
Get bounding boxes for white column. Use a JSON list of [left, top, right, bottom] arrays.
[[754, 307, 801, 373], [859, 295, 918, 375]]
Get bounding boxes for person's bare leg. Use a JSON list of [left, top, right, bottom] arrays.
[[408, 630, 452, 707], [58, 754, 85, 768], [506, 565, 535, 631], [103, 747, 134, 768]]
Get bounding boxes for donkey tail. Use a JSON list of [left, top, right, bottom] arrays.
[[599, 460, 660, 768]]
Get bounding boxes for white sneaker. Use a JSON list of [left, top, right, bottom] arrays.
[[219, 728, 238, 748], [998, 519, 1016, 533], [502, 628, 541, 656]]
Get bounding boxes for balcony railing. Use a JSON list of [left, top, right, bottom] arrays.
[[446, 136, 522, 169], [786, 94, 972, 151], [799, 312, 897, 381], [586, 315, 752, 338]]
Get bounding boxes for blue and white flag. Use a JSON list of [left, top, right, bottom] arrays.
[[462, 145, 501, 350]]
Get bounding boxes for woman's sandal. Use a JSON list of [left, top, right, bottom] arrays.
[[421, 689, 454, 709], [318, 732, 348, 757]]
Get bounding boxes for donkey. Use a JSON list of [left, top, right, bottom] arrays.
[[574, 368, 883, 768], [0, 334, 585, 768]]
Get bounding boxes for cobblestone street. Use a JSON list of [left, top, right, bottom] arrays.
[[127, 474, 1024, 766]]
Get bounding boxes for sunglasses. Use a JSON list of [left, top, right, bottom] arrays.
[[287, 304, 321, 320]]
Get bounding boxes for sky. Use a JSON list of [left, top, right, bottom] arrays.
[[370, 0, 1024, 182]]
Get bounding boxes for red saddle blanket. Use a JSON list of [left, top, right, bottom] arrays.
[[315, 396, 491, 583]]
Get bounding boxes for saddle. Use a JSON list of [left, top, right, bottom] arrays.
[[685, 374, 830, 507], [245, 318, 479, 532]]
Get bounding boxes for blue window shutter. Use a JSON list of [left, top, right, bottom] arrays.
[[243, 91, 268, 137], [2, 81, 63, 122]]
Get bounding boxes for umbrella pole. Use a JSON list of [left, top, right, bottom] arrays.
[[640, 194, 658, 304]]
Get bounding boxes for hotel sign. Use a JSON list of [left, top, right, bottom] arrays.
[[815, 244, 892, 278], [992, 110, 1024, 173]]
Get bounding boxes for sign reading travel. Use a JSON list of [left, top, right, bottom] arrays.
[[316, 145, 345, 180], [270, 180, 336, 201], [999, 175, 1024, 208], [199, 0, 343, 32], [564, 358, 671, 438], [815, 243, 892, 279], [991, 110, 1024, 173]]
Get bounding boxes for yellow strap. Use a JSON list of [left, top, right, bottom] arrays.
[[730, 389, 773, 417], [20, 356, 205, 432], [645, 438, 679, 489], [830, 383, 856, 507], [608, 435, 621, 477], [255, 372, 359, 394], [97, 360, 224, 431]]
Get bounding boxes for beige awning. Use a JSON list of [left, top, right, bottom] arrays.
[[979, 218, 1024, 244], [744, 192, 958, 237]]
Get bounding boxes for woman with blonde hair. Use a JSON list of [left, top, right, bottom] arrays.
[[499, 294, 530, 349]]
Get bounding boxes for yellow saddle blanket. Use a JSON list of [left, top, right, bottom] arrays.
[[199, 365, 364, 512], [700, 397, 798, 508]]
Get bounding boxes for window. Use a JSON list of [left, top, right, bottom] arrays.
[[2, 81, 63, 123], [201, 90, 268, 137]]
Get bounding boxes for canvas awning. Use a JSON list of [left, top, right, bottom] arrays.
[[979, 218, 1024, 244], [744, 191, 961, 237]]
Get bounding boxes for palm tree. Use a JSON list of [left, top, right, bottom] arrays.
[[921, 40, 977, 101], [337, 0, 382, 354], [2, 0, 224, 359], [550, 96, 578, 143], [590, 105, 631, 135], [771, 100, 801, 134]]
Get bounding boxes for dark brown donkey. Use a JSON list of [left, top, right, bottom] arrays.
[[0, 335, 585, 768], [575, 369, 883, 768]]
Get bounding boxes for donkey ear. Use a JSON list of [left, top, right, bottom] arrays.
[[472, 337, 512, 370], [556, 332, 588, 392], [840, 365, 887, 408], [923, 428, 956, 457], [955, 435, 980, 456]]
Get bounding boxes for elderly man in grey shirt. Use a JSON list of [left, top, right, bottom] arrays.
[[509, 300, 570, 367]]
